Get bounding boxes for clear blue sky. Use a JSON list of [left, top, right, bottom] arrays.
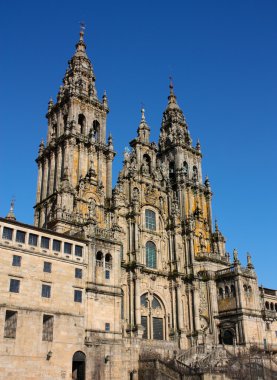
[[0, 0, 276, 288]]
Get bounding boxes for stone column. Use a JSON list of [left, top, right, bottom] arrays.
[[48, 151, 56, 195], [56, 146, 62, 188], [36, 161, 43, 203], [135, 271, 141, 327], [106, 153, 113, 198], [42, 158, 49, 200], [192, 281, 200, 332], [176, 283, 184, 330], [207, 275, 218, 335]]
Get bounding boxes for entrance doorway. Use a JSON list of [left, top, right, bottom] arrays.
[[72, 351, 86, 380]]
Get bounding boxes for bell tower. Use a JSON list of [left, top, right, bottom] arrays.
[[34, 27, 115, 233]]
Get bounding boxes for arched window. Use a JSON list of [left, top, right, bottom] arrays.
[[63, 115, 68, 129], [141, 293, 165, 340], [105, 253, 112, 269], [225, 286, 230, 298], [78, 114, 86, 134], [96, 251, 103, 267], [93, 120, 100, 141], [192, 166, 198, 181], [52, 124, 57, 138], [145, 209, 156, 231], [270, 302, 274, 311], [275, 304, 277, 312], [72, 351, 86, 380], [183, 161, 188, 177], [265, 301, 269, 310], [146, 241, 157, 269]]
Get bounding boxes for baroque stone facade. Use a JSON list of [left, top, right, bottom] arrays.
[[0, 30, 276, 380]]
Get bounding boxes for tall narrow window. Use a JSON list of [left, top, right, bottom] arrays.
[[75, 245, 83, 257], [141, 316, 148, 339], [146, 241, 157, 269], [183, 161, 188, 177], [74, 289, 82, 303], [141, 293, 165, 340], [92, 120, 100, 141], [64, 242, 72, 254], [4, 310, 18, 338], [78, 114, 86, 134], [145, 209, 156, 231], [12, 255, 21, 267], [41, 284, 51, 298], [9, 279, 20, 293], [42, 314, 54, 341]]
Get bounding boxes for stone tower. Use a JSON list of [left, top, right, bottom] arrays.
[[34, 28, 115, 233]]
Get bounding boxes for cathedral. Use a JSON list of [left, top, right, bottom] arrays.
[[0, 29, 276, 380]]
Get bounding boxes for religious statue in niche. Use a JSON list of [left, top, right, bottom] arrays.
[[88, 198, 96, 220], [141, 156, 150, 175]]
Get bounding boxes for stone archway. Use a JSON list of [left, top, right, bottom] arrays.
[[72, 351, 86, 380]]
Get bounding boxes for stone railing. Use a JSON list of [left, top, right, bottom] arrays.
[[196, 252, 229, 264]]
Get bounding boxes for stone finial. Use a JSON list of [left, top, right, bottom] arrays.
[[108, 132, 113, 148], [141, 107, 146, 122], [102, 90, 108, 107], [196, 139, 201, 152], [48, 97, 54, 112], [39, 139, 45, 155], [6, 198, 16, 221], [166, 77, 180, 111], [233, 248, 240, 265], [205, 175, 211, 190], [215, 219, 219, 232], [75, 22, 87, 57], [247, 252, 254, 269]]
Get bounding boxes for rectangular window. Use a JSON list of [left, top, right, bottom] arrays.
[[153, 317, 163, 340], [105, 322, 110, 332], [41, 284, 51, 298], [12, 255, 21, 267], [105, 270, 110, 280], [2, 227, 13, 240], [9, 279, 20, 293], [141, 316, 148, 339], [52, 239, 61, 252], [41, 236, 50, 249], [43, 262, 52, 273], [15, 230, 26, 243], [145, 209, 156, 230], [75, 245, 83, 257], [4, 310, 18, 338], [28, 233, 38, 246], [74, 289, 82, 303], [42, 315, 53, 341], [64, 242, 72, 254], [75, 268, 82, 279]]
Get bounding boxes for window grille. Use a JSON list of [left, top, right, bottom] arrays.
[[105, 323, 110, 332], [75, 245, 83, 257], [52, 239, 61, 252], [43, 262, 52, 273], [105, 270, 110, 279], [2, 227, 13, 240], [64, 242, 72, 254], [41, 284, 51, 298], [141, 316, 148, 339], [4, 310, 17, 338], [146, 241, 157, 269], [74, 289, 82, 303], [12, 255, 21, 267], [41, 236, 50, 249], [28, 233, 38, 246], [145, 210, 156, 230], [42, 314, 53, 341], [9, 279, 20, 293], [16, 230, 26, 243], [75, 268, 82, 279], [153, 317, 163, 340]]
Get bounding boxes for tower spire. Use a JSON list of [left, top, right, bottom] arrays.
[[75, 22, 87, 57], [6, 198, 16, 221]]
